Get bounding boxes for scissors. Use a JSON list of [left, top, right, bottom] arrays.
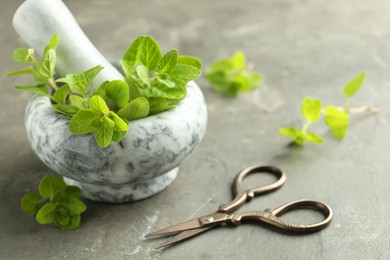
[[146, 164, 333, 249]]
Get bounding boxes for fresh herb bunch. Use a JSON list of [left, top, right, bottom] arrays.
[[206, 51, 262, 97], [279, 72, 378, 145], [7, 35, 202, 148], [21, 176, 86, 229]]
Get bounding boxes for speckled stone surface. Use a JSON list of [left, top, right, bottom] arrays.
[[3, 0, 390, 259], [25, 81, 207, 202]]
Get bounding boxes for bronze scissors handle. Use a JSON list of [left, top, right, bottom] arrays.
[[220, 199, 333, 233], [218, 165, 287, 213]]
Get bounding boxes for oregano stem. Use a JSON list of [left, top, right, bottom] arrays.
[[302, 121, 311, 134], [48, 77, 59, 91], [345, 105, 380, 114]]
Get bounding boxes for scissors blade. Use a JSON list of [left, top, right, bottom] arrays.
[[155, 226, 216, 249], [146, 218, 203, 238]]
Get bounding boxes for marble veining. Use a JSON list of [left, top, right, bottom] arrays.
[[25, 81, 207, 202]]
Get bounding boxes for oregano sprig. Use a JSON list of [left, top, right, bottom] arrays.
[[7, 34, 202, 148], [21, 176, 86, 230], [206, 51, 262, 97], [279, 72, 378, 145], [121, 35, 202, 115]]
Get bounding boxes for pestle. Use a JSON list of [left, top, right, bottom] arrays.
[[13, 0, 123, 89]]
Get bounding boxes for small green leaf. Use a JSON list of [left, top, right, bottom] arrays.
[[121, 36, 146, 77], [231, 51, 245, 71], [139, 36, 162, 71], [279, 128, 322, 145], [148, 97, 179, 115], [63, 186, 82, 198], [343, 72, 366, 98], [178, 55, 202, 70], [52, 85, 70, 104], [15, 84, 51, 97], [60, 214, 81, 230], [21, 192, 41, 215], [5, 67, 34, 77], [158, 49, 178, 72], [109, 111, 129, 131], [279, 127, 306, 145], [136, 65, 151, 86], [83, 65, 104, 82], [90, 95, 109, 115], [69, 95, 88, 109], [301, 97, 322, 123], [324, 106, 350, 139], [12, 48, 35, 63], [56, 73, 88, 97], [43, 34, 60, 53], [105, 80, 130, 108], [38, 176, 67, 199], [93, 81, 110, 102], [94, 120, 115, 148], [112, 129, 127, 142], [36, 49, 56, 79], [69, 109, 99, 134], [64, 197, 87, 215], [36, 202, 56, 224], [139, 79, 186, 100], [52, 104, 79, 116], [157, 77, 176, 88], [305, 132, 323, 144], [233, 75, 251, 91], [55, 207, 70, 227], [118, 97, 150, 121], [169, 64, 201, 87]]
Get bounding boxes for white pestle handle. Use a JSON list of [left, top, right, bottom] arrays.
[[13, 0, 123, 89]]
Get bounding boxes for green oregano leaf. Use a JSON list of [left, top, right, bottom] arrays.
[[324, 106, 350, 139], [117, 97, 149, 121], [301, 97, 322, 123], [169, 64, 201, 88], [52, 85, 70, 104], [63, 197, 87, 215], [36, 202, 56, 224], [21, 192, 41, 215], [158, 49, 178, 72], [121, 36, 146, 77], [112, 129, 127, 142], [52, 104, 79, 116], [69, 109, 99, 134], [178, 55, 202, 70], [109, 111, 129, 132], [5, 67, 34, 77], [90, 95, 109, 115], [230, 51, 245, 71], [36, 49, 56, 79], [136, 64, 151, 86], [94, 118, 115, 148], [343, 72, 366, 98], [105, 80, 130, 108], [12, 48, 35, 63], [38, 176, 67, 199], [69, 95, 88, 109], [206, 51, 260, 97], [15, 84, 51, 97], [55, 207, 70, 227], [139, 36, 162, 71], [305, 132, 323, 144]]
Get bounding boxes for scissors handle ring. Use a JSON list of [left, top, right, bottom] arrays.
[[218, 164, 287, 213], [227, 199, 333, 233]]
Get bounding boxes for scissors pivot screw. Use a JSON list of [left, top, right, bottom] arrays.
[[204, 216, 214, 223]]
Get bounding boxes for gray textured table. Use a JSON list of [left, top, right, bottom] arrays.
[[1, 0, 390, 259]]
